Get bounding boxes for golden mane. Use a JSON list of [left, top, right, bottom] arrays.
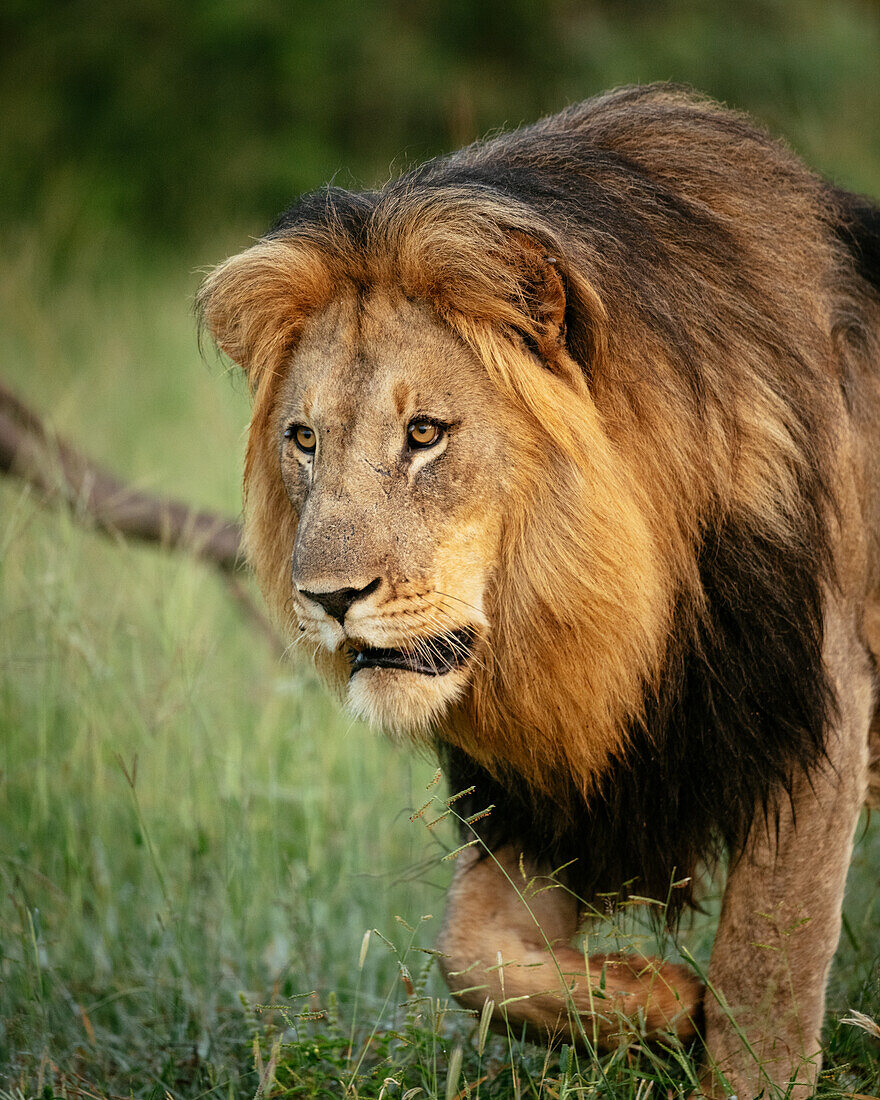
[[200, 193, 674, 793]]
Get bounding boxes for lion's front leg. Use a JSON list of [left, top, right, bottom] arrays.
[[703, 607, 872, 1099], [437, 845, 702, 1049]]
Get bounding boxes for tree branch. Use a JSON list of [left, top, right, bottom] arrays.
[[0, 378, 284, 654], [0, 379, 242, 571]]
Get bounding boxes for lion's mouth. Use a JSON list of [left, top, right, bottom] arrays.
[[349, 629, 475, 677]]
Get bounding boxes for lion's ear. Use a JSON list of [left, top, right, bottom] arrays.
[[508, 232, 607, 381], [509, 232, 568, 366], [197, 241, 332, 391]]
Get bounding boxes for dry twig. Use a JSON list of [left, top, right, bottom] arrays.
[[0, 378, 283, 653], [0, 379, 242, 569]]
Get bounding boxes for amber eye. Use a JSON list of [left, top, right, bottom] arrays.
[[284, 424, 317, 454], [407, 420, 443, 449]]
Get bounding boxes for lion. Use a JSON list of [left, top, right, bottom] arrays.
[[198, 85, 880, 1097]]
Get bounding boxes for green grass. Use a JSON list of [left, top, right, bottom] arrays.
[[0, 227, 878, 1099]]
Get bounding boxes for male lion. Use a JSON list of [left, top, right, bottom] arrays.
[[199, 85, 880, 1097]]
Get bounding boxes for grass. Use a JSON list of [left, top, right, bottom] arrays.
[[0, 225, 878, 1099]]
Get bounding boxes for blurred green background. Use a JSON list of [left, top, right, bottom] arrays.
[[1, 2, 879, 1098], [3, 0, 879, 254]]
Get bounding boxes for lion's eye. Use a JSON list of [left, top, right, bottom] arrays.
[[407, 420, 443, 449], [284, 424, 317, 454]]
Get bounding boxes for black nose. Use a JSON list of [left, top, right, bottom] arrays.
[[299, 578, 381, 624]]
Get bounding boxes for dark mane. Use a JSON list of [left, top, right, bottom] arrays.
[[443, 511, 833, 919]]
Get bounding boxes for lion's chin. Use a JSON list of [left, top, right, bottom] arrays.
[[346, 665, 468, 739]]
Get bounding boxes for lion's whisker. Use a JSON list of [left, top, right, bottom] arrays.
[[407, 608, 489, 674], [430, 590, 486, 617]]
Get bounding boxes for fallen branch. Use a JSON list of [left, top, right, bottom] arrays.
[[0, 379, 283, 652], [0, 380, 242, 570]]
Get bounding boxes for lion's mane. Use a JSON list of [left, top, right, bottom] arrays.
[[200, 85, 880, 915]]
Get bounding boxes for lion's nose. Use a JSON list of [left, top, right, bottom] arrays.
[[298, 578, 381, 624]]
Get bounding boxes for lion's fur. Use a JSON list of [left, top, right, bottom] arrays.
[[199, 84, 880, 1094], [199, 84, 880, 916]]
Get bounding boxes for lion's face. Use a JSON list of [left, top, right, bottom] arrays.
[[203, 201, 678, 786], [275, 291, 517, 734]]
